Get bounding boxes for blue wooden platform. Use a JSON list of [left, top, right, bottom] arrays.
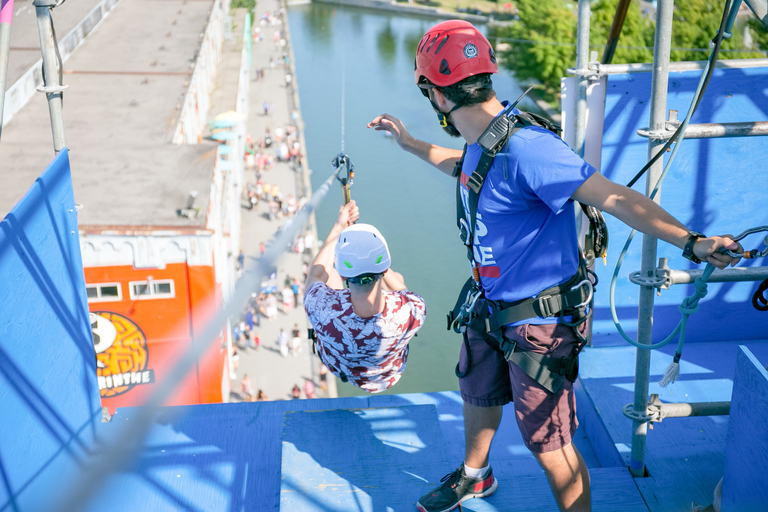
[[48, 392, 640, 512], [578, 339, 768, 512]]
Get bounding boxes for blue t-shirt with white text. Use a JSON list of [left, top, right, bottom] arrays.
[[458, 105, 596, 324]]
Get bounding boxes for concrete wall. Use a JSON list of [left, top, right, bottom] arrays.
[[2, 0, 121, 127]]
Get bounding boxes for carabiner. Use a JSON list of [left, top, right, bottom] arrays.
[[332, 152, 355, 205], [719, 226, 768, 259]]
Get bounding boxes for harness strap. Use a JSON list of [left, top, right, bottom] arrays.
[[485, 263, 592, 332], [463, 308, 578, 394]]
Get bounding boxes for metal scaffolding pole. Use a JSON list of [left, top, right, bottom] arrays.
[[34, 0, 66, 152], [629, 0, 675, 478], [573, 0, 591, 158], [0, 0, 15, 144]]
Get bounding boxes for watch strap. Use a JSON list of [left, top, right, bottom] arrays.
[[683, 231, 705, 264]]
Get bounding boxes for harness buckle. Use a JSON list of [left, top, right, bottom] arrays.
[[502, 338, 517, 360], [570, 279, 594, 309], [454, 286, 483, 334], [536, 294, 555, 318], [459, 218, 471, 247]]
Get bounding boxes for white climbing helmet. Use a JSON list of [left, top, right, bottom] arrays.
[[334, 223, 391, 278]]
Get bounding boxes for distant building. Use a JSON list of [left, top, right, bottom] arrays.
[[0, 0, 243, 413]]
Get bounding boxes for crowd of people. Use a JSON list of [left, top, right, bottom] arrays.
[[227, 5, 332, 407], [243, 123, 305, 217]]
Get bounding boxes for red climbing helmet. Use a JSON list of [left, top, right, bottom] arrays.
[[414, 20, 498, 88]]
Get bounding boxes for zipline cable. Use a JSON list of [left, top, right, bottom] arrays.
[[50, 162, 347, 512]]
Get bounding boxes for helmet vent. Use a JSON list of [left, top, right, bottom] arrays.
[[418, 35, 429, 52], [489, 47, 497, 64], [435, 34, 449, 54], [426, 34, 440, 53], [439, 59, 451, 75]]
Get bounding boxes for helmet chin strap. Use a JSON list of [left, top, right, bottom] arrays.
[[429, 98, 462, 128]]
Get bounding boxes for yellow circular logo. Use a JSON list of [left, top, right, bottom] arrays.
[[90, 311, 154, 398]]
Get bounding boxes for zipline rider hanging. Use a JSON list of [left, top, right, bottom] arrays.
[[333, 152, 355, 205]]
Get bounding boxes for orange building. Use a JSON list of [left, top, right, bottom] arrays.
[[82, 225, 232, 412]]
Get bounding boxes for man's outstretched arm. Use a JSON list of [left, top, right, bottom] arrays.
[[572, 172, 742, 269], [367, 114, 462, 176], [305, 200, 360, 290]]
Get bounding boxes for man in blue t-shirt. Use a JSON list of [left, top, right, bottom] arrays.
[[368, 20, 743, 512]]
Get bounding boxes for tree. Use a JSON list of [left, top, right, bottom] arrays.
[[491, 0, 763, 106], [747, 17, 768, 53], [670, 0, 762, 61], [490, 0, 577, 103], [589, 0, 654, 65]]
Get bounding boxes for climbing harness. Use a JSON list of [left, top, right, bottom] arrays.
[[446, 89, 601, 393]]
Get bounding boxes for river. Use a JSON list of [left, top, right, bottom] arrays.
[[288, 3, 530, 396]]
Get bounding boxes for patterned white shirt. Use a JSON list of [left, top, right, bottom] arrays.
[[304, 282, 426, 393]]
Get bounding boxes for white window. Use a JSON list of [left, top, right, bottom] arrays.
[[129, 279, 175, 300], [86, 283, 123, 303]]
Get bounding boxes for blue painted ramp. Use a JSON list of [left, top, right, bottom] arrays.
[[721, 346, 768, 512], [0, 149, 100, 512], [578, 340, 768, 512], [280, 405, 451, 511]]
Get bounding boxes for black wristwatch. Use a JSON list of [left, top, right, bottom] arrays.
[[682, 231, 706, 264]]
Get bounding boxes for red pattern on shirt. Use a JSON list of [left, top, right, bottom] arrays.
[[303, 282, 426, 393]]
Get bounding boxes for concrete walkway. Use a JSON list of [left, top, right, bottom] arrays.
[[223, 1, 337, 403]]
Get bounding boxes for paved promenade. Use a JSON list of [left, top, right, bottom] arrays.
[[220, 1, 337, 403]]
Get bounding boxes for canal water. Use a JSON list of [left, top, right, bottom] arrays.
[[288, 3, 531, 396]]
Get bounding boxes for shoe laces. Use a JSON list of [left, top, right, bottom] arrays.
[[438, 466, 464, 490]]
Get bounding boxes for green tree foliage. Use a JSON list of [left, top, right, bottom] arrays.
[[670, 0, 761, 61], [231, 0, 257, 15], [491, 0, 763, 105], [492, 0, 577, 98], [589, 0, 654, 64], [747, 17, 768, 52]]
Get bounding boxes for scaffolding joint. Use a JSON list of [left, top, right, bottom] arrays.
[[622, 403, 653, 423], [36, 84, 68, 94]]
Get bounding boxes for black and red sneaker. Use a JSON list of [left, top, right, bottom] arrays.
[[416, 464, 498, 512]]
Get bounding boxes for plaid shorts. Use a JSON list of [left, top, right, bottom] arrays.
[[457, 316, 581, 453]]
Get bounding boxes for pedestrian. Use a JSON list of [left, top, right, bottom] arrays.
[[303, 231, 314, 255], [278, 328, 289, 357], [263, 100, 270, 116], [246, 306, 254, 331], [303, 201, 426, 393], [255, 293, 264, 326], [284, 73, 292, 87], [290, 323, 302, 357], [281, 285, 294, 313], [240, 374, 254, 402], [231, 346, 239, 373], [319, 363, 328, 392], [367, 20, 743, 512], [259, 241, 265, 257], [265, 293, 278, 321], [291, 384, 301, 399], [238, 250, 245, 270], [303, 378, 315, 399], [292, 277, 301, 307]]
